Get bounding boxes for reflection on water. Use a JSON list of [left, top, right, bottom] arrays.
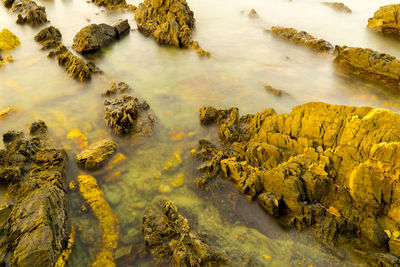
[[0, 0, 399, 265]]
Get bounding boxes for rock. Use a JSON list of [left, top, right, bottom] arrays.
[[142, 199, 228, 266], [90, 0, 133, 9], [73, 23, 118, 54], [102, 82, 131, 96], [0, 122, 70, 266], [321, 2, 352, 13], [368, 4, 400, 35], [34, 26, 62, 49], [8, 0, 48, 25], [77, 174, 120, 267], [28, 119, 48, 136], [192, 102, 400, 265], [103, 83, 154, 136], [334, 46, 400, 92], [134, 0, 209, 55], [271, 26, 333, 52], [113, 19, 130, 37], [0, 29, 20, 51], [199, 106, 230, 125], [248, 8, 259, 18], [0, 107, 14, 119], [76, 139, 118, 170], [264, 85, 289, 97]]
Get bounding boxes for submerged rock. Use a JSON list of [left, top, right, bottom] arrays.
[[0, 121, 70, 266], [103, 82, 154, 136], [334, 46, 400, 92], [0, 29, 20, 51], [271, 26, 333, 52], [76, 139, 118, 170], [134, 0, 209, 56], [72, 20, 130, 54], [248, 8, 259, 18], [368, 4, 400, 35], [321, 2, 352, 13], [4, 0, 48, 25], [193, 102, 400, 265], [264, 85, 289, 97], [143, 199, 228, 266], [77, 174, 120, 267]]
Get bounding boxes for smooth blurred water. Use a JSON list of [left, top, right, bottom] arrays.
[[0, 0, 399, 265]]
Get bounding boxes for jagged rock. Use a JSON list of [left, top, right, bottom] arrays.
[[103, 82, 154, 136], [368, 4, 400, 35], [77, 174, 120, 267], [6, 0, 48, 25], [248, 9, 259, 18], [199, 106, 230, 126], [34, 26, 62, 49], [334, 46, 400, 92], [0, 29, 20, 51], [0, 122, 70, 266], [90, 0, 135, 10], [76, 139, 118, 170], [73, 20, 130, 54], [142, 199, 228, 266], [102, 82, 131, 96], [321, 2, 352, 13], [134, 0, 209, 56], [193, 102, 400, 265], [264, 85, 289, 97], [29, 120, 48, 136], [271, 26, 333, 52]]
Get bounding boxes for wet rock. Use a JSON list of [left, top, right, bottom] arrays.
[[77, 174, 120, 267], [321, 2, 352, 13], [264, 85, 289, 97], [90, 0, 134, 10], [0, 107, 14, 119], [7, 0, 48, 25], [76, 139, 118, 170], [143, 199, 229, 266], [29, 119, 48, 136], [199, 106, 230, 125], [34, 26, 62, 49], [271, 26, 333, 52], [103, 82, 154, 136], [102, 82, 131, 96], [0, 122, 70, 266], [73, 21, 130, 54], [368, 4, 400, 35], [135, 0, 209, 56], [0, 29, 20, 51], [248, 8, 259, 18], [334, 46, 400, 92], [193, 102, 400, 264]]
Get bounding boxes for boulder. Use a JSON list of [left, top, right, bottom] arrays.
[[0, 29, 20, 51], [76, 139, 118, 170], [321, 2, 352, 13], [142, 199, 228, 266], [368, 4, 400, 35], [271, 26, 333, 52], [7, 0, 48, 25], [334, 46, 400, 92], [34, 26, 62, 49], [113, 19, 130, 37], [192, 102, 400, 265]]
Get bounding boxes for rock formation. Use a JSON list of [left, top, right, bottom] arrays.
[[2, 0, 48, 25], [34, 26, 101, 81], [193, 102, 400, 265], [72, 20, 130, 54], [103, 82, 154, 136], [334, 46, 400, 92], [368, 4, 400, 35], [134, 0, 209, 56], [321, 2, 352, 13], [0, 121, 70, 266], [0, 29, 20, 51], [77, 139, 118, 170], [271, 26, 333, 52], [90, 0, 136, 10], [143, 199, 228, 266]]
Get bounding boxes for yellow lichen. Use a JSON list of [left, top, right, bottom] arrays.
[[327, 206, 341, 217], [0, 29, 20, 51], [66, 128, 88, 148], [77, 174, 119, 267], [0, 107, 14, 119], [162, 153, 182, 172], [55, 226, 76, 267]]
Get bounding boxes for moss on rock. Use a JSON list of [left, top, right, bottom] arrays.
[[0, 29, 20, 51]]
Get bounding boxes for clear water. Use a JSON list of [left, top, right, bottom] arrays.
[[0, 0, 399, 265]]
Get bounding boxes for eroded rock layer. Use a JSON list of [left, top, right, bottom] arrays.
[[2, 0, 48, 25], [193, 102, 400, 265], [271, 26, 333, 52], [0, 122, 70, 266], [334, 46, 400, 92], [143, 199, 228, 266], [368, 4, 400, 35]]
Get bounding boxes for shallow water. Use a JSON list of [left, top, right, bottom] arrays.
[[0, 0, 399, 265]]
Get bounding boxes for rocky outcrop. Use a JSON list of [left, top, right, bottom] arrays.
[[334, 46, 400, 92], [0, 121, 70, 266], [76, 139, 118, 170], [143, 199, 228, 266], [72, 20, 130, 54], [134, 0, 209, 56], [2, 0, 48, 25], [90, 0, 136, 10], [103, 82, 154, 136], [34, 26, 101, 81], [368, 4, 400, 35], [0, 29, 20, 52], [321, 2, 352, 13], [271, 27, 333, 52], [77, 174, 120, 267], [193, 102, 400, 265]]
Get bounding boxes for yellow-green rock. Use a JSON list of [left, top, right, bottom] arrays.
[[0, 29, 20, 51]]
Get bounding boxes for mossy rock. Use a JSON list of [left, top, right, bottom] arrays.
[[0, 29, 20, 51]]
